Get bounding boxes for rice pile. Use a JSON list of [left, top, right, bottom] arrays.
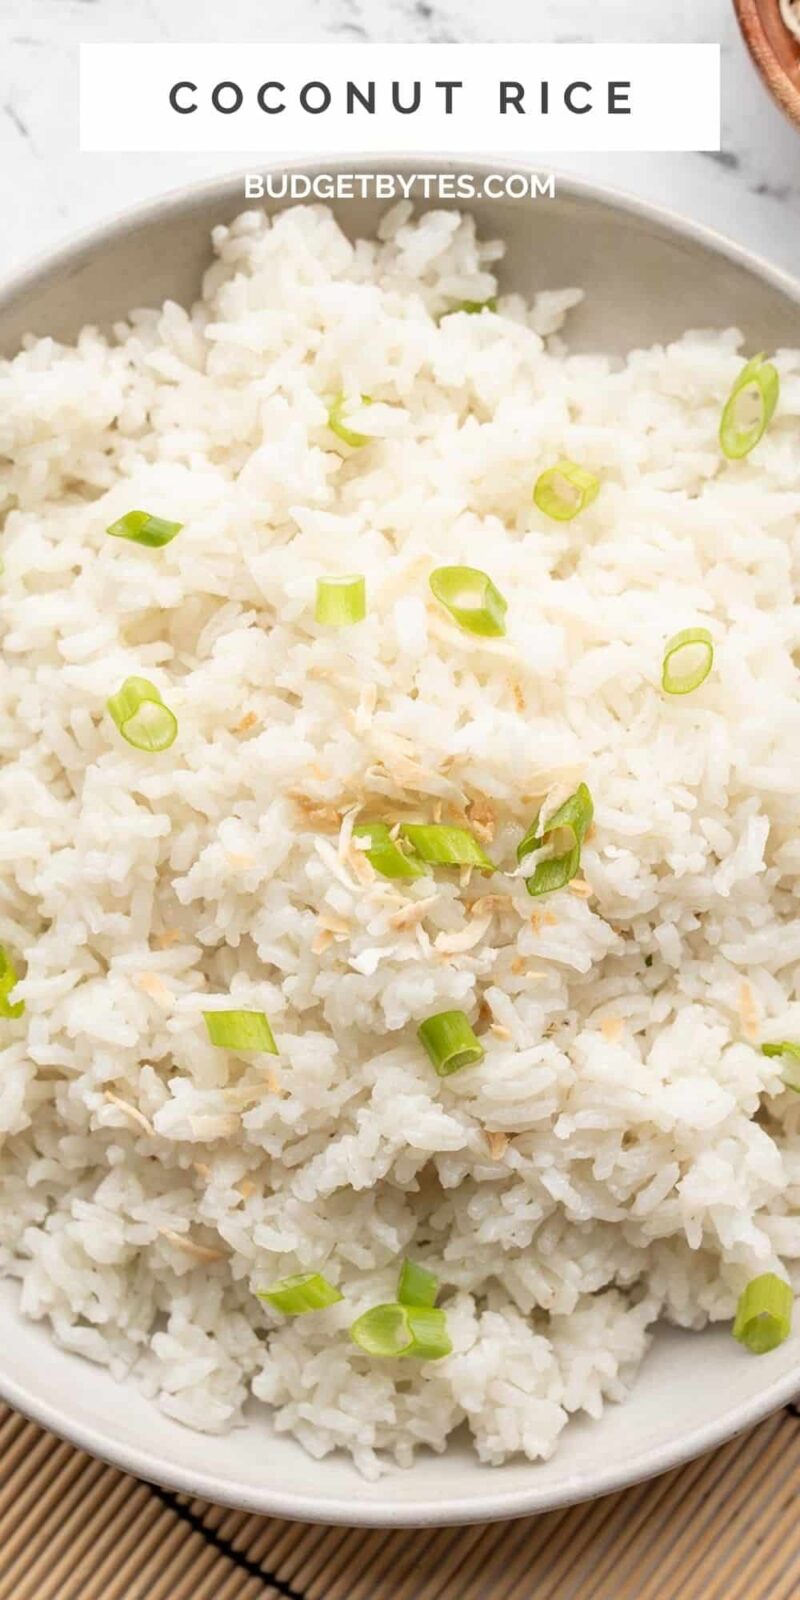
[[2, 201, 800, 1478]]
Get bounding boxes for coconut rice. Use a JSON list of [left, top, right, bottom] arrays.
[[1, 201, 800, 1478]]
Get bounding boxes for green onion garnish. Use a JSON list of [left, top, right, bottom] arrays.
[[350, 1302, 452, 1360], [517, 782, 593, 898], [352, 822, 425, 880], [418, 1010, 485, 1077], [203, 1010, 278, 1053], [0, 947, 24, 1020], [106, 510, 183, 548], [107, 677, 178, 753], [719, 354, 780, 461], [732, 1272, 793, 1355], [440, 297, 498, 318], [429, 566, 508, 638], [315, 575, 367, 628], [762, 1042, 800, 1094], [400, 824, 494, 872], [397, 1259, 439, 1308], [533, 460, 600, 522], [257, 1272, 343, 1315], [327, 392, 373, 449], [661, 628, 714, 696]]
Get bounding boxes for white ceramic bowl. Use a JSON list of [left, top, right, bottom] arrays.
[[2, 161, 800, 1526]]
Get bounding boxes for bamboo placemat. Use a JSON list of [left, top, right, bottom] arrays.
[[2, 1401, 800, 1600]]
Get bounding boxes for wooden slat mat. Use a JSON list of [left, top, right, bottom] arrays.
[[2, 1402, 800, 1600]]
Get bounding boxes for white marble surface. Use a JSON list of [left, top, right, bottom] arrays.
[[1, 0, 800, 280]]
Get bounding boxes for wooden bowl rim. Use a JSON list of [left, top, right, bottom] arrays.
[[733, 0, 800, 124]]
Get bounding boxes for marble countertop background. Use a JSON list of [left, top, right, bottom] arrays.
[[1, 0, 799, 280]]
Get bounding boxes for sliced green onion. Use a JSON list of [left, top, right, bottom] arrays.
[[533, 460, 600, 522], [315, 575, 367, 628], [440, 297, 498, 318], [517, 783, 594, 898], [106, 510, 183, 548], [350, 1302, 452, 1360], [203, 1010, 278, 1053], [732, 1272, 793, 1354], [0, 947, 24, 1020], [257, 1272, 342, 1315], [400, 824, 494, 872], [327, 392, 373, 449], [352, 822, 425, 880], [429, 566, 507, 638], [418, 1010, 484, 1077], [762, 1042, 800, 1094], [107, 677, 178, 753], [661, 628, 714, 696], [720, 354, 780, 461], [397, 1259, 439, 1308]]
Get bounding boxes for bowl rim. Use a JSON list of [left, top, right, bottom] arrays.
[[4, 1325, 800, 1528], [733, 0, 800, 126], [2, 153, 800, 321], [2, 156, 800, 1528]]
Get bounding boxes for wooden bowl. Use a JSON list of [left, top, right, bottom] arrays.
[[734, 0, 800, 127]]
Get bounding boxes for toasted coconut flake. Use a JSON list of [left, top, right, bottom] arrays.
[[152, 927, 183, 949], [314, 836, 363, 890], [467, 799, 497, 844], [188, 1113, 241, 1140], [291, 795, 343, 831], [427, 610, 517, 659], [485, 1130, 510, 1160], [373, 729, 418, 761], [347, 844, 377, 885], [371, 885, 408, 912], [104, 1092, 155, 1137], [317, 911, 351, 938], [233, 711, 258, 733], [159, 1227, 227, 1262], [435, 914, 492, 955], [135, 972, 172, 1004], [390, 756, 433, 790], [470, 893, 511, 917], [738, 979, 760, 1043], [389, 895, 440, 931], [599, 1014, 624, 1043], [568, 877, 593, 900], [225, 1074, 281, 1104], [338, 807, 358, 860]]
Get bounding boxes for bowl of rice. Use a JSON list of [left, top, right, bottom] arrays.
[[2, 160, 800, 1527]]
